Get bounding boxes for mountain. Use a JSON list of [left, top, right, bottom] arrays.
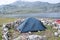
[[0, 1, 60, 14]]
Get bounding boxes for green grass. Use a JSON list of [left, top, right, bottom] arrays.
[[0, 25, 2, 40], [32, 25, 60, 40], [0, 33, 2, 40], [0, 18, 60, 40], [0, 18, 17, 25], [45, 25, 52, 30], [0, 18, 17, 40], [0, 34, 2, 40]]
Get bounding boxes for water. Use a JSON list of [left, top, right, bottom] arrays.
[[0, 13, 60, 18]]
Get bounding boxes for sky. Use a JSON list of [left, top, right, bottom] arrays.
[[0, 0, 60, 5]]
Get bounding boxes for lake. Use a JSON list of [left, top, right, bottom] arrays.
[[0, 13, 60, 18]]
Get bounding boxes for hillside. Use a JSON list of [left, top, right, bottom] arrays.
[[0, 1, 60, 14]]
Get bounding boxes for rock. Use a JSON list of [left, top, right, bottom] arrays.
[[2, 24, 6, 29], [54, 32, 58, 37], [28, 35, 47, 40], [3, 28, 8, 32], [28, 32, 32, 35], [53, 26, 58, 29], [58, 29, 60, 35], [58, 35, 60, 37]]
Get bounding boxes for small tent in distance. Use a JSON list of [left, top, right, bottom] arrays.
[[17, 17, 46, 33]]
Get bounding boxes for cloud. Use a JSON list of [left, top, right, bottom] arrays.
[[0, 0, 17, 5], [22, 0, 60, 3], [0, 0, 60, 5]]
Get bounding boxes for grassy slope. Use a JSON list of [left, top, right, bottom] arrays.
[[0, 18, 17, 25], [0, 18, 17, 40], [0, 26, 2, 40], [34, 25, 60, 40], [0, 18, 60, 40]]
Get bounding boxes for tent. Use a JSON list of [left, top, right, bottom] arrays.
[[55, 19, 60, 24], [17, 17, 46, 33]]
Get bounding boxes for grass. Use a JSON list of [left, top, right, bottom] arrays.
[[0, 18, 17, 40], [0, 25, 2, 40], [32, 25, 60, 40], [46, 25, 52, 30], [0, 18, 17, 25], [0, 18, 60, 40]]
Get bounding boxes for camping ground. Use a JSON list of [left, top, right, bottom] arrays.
[[0, 18, 60, 40]]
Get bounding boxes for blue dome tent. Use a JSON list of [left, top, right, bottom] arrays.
[[17, 17, 46, 33]]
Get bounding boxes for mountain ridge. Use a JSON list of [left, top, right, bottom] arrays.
[[0, 1, 60, 14]]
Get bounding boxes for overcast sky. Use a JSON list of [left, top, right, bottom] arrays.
[[0, 0, 60, 5]]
